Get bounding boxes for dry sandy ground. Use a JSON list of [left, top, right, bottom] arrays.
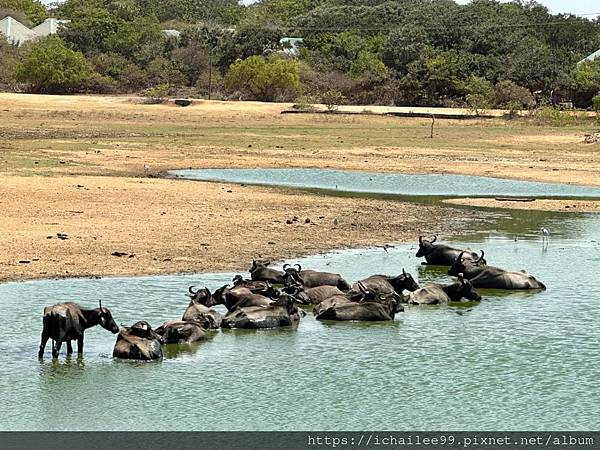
[[445, 198, 600, 213], [1, 93, 599, 281]]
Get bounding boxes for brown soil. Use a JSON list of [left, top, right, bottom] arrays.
[[444, 198, 600, 213], [1, 93, 598, 281]]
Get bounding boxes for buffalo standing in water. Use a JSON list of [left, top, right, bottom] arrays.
[[221, 294, 303, 329], [448, 251, 546, 290], [416, 235, 481, 266], [314, 282, 403, 321], [406, 274, 482, 305], [183, 286, 223, 328], [39, 301, 119, 359], [282, 264, 351, 290], [113, 321, 163, 360]]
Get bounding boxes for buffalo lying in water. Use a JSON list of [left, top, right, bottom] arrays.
[[113, 321, 163, 360], [416, 235, 481, 266], [249, 260, 285, 284], [155, 319, 212, 344], [350, 269, 420, 296], [183, 286, 223, 328], [283, 264, 351, 290], [406, 274, 482, 305], [448, 251, 546, 290], [212, 282, 278, 311], [314, 282, 402, 321], [221, 294, 303, 329], [39, 301, 119, 359], [282, 282, 345, 305]]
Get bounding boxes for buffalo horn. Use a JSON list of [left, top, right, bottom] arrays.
[[457, 251, 465, 263], [419, 236, 423, 244], [294, 264, 302, 272], [283, 263, 290, 271], [431, 235, 437, 244], [476, 250, 485, 263], [402, 268, 407, 276], [188, 285, 197, 295]]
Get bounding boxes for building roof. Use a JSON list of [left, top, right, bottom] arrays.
[[578, 48, 600, 65], [0, 16, 69, 46], [279, 37, 304, 56]]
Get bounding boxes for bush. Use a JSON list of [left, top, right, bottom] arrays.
[[16, 37, 109, 93], [321, 90, 347, 111], [0, 38, 18, 86], [494, 80, 534, 110], [462, 76, 494, 113], [592, 93, 600, 113], [141, 83, 174, 103], [225, 55, 300, 102]]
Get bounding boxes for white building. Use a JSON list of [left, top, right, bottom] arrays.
[[0, 16, 69, 46]]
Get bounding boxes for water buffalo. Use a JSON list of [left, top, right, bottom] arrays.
[[183, 286, 222, 328], [155, 319, 211, 344], [350, 269, 420, 296], [113, 321, 163, 360], [406, 274, 482, 305], [249, 260, 285, 284], [39, 301, 119, 359], [232, 275, 271, 290], [212, 283, 278, 311], [221, 294, 303, 329], [448, 250, 546, 290], [283, 264, 351, 290], [314, 283, 402, 321], [416, 235, 481, 266]]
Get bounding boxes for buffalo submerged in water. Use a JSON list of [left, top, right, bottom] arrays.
[[113, 321, 163, 360], [448, 251, 546, 290], [416, 235, 481, 266]]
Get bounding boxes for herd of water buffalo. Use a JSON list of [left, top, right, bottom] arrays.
[[38, 236, 546, 360]]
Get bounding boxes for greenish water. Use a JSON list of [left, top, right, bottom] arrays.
[[168, 168, 600, 198], [2, 170, 600, 431]]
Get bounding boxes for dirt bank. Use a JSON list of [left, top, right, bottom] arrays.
[[1, 93, 598, 281]]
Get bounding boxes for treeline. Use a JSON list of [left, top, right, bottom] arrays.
[[2, 0, 600, 108]]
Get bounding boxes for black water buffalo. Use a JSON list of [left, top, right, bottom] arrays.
[[350, 269, 420, 296], [183, 286, 223, 328], [221, 294, 303, 329], [113, 321, 163, 360], [249, 260, 285, 284], [39, 301, 119, 359], [314, 283, 402, 321], [283, 264, 351, 290], [448, 250, 546, 290], [212, 283, 278, 312], [232, 275, 271, 290], [416, 235, 481, 266], [155, 319, 211, 344], [406, 274, 482, 305]]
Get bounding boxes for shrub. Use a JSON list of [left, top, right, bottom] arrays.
[[592, 92, 600, 113], [462, 76, 494, 113], [225, 55, 300, 102], [494, 80, 534, 110], [321, 90, 347, 111], [16, 37, 108, 93], [141, 83, 174, 103]]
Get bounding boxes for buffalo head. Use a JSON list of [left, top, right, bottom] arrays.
[[187, 286, 217, 307], [415, 235, 437, 257], [457, 274, 482, 302], [98, 300, 119, 334], [448, 250, 485, 277]]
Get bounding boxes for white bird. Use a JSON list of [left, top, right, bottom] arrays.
[[540, 227, 550, 245]]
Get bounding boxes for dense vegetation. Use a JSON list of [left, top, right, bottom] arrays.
[[2, 0, 600, 108]]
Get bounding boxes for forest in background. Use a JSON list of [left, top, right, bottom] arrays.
[[2, 0, 600, 109]]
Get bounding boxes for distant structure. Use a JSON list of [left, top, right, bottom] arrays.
[[0, 16, 69, 46], [578, 48, 600, 65], [279, 37, 304, 57]]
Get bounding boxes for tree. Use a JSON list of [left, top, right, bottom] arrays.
[[16, 37, 108, 93], [225, 55, 299, 101], [0, 0, 46, 25], [0, 38, 18, 85]]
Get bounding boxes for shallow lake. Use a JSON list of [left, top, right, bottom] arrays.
[[169, 168, 600, 198], [1, 171, 599, 431]]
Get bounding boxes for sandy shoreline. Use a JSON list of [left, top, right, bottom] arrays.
[[1, 93, 599, 282]]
